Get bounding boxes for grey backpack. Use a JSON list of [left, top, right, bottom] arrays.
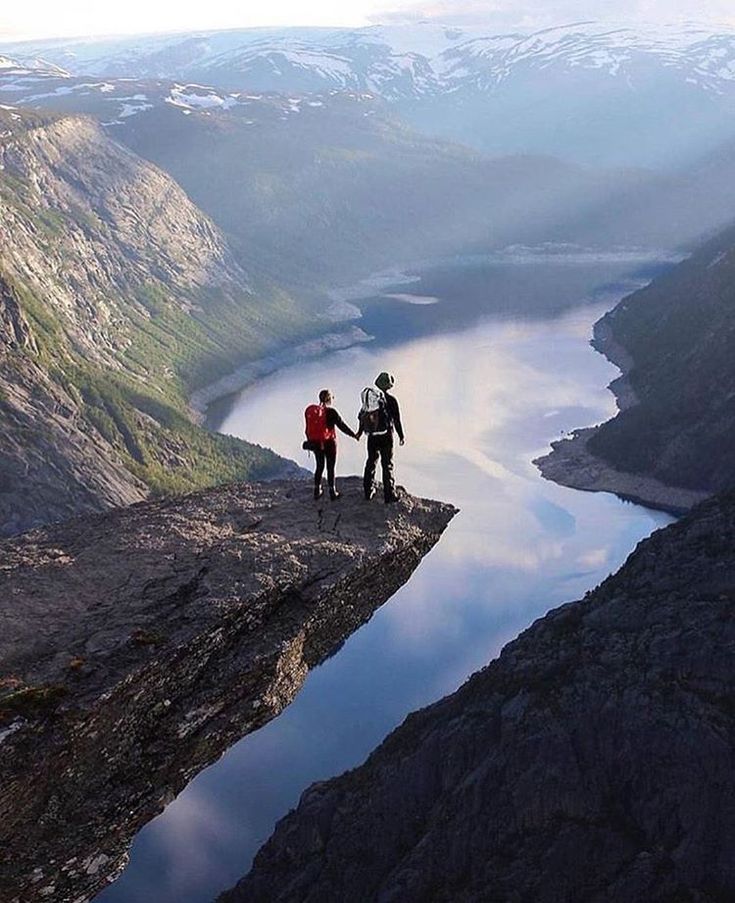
[[359, 387, 387, 434]]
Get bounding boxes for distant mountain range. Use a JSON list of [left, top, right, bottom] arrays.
[[5, 62, 735, 267], [4, 22, 735, 166], [0, 68, 673, 286]]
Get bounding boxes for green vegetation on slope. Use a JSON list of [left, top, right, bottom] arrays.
[[3, 266, 294, 498], [0, 111, 318, 518]]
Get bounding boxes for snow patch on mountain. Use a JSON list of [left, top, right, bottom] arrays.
[[6, 21, 735, 98], [166, 85, 239, 111]]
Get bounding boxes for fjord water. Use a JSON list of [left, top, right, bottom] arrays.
[[100, 258, 672, 902]]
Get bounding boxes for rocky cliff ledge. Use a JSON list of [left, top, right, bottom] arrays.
[[0, 478, 456, 903], [227, 489, 735, 903]]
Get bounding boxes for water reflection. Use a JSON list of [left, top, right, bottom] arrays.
[[99, 300, 671, 903]]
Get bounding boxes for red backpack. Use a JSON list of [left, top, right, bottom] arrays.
[[304, 404, 334, 445]]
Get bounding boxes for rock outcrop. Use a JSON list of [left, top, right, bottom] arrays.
[[0, 478, 456, 903], [227, 489, 735, 903]]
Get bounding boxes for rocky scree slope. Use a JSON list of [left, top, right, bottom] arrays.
[[226, 488, 735, 903], [537, 223, 735, 512], [0, 477, 456, 903], [0, 108, 309, 535]]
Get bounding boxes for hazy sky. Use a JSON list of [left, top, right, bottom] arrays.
[[1, 0, 734, 41]]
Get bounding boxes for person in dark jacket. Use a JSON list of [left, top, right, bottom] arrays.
[[310, 389, 359, 501], [363, 371, 405, 503]]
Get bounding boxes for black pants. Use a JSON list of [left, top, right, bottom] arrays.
[[364, 433, 396, 500], [314, 439, 337, 489]]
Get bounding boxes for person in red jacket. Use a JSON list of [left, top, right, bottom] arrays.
[[305, 389, 359, 501]]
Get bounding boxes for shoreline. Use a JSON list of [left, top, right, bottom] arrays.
[[192, 247, 682, 429], [189, 325, 373, 425], [534, 317, 710, 516], [534, 427, 709, 516]]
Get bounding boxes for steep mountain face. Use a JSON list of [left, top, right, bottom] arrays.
[[0, 479, 456, 903], [225, 488, 735, 903], [585, 227, 735, 492], [0, 274, 147, 535], [0, 108, 306, 535], [6, 22, 735, 167]]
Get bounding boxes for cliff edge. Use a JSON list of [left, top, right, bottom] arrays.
[[0, 478, 456, 903]]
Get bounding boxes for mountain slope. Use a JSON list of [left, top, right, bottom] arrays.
[[0, 108, 307, 535], [534, 223, 735, 513], [586, 226, 735, 491], [225, 487, 735, 903], [0, 274, 147, 535]]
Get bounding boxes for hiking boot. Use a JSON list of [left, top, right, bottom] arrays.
[[329, 487, 341, 501], [314, 485, 323, 500]]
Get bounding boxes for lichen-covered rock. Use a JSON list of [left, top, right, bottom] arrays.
[[0, 478, 456, 903], [227, 489, 735, 903]]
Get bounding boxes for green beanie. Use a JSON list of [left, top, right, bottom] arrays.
[[375, 371, 395, 391]]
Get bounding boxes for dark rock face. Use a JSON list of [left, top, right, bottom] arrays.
[[586, 228, 735, 493], [0, 278, 34, 351], [538, 225, 735, 509], [0, 478, 456, 903], [228, 489, 735, 903]]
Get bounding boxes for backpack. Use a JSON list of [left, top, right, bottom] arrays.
[[304, 404, 332, 446], [358, 387, 388, 434]]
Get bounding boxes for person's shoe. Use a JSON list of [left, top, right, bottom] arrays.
[[329, 488, 341, 501], [314, 485, 323, 500], [384, 492, 401, 504]]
